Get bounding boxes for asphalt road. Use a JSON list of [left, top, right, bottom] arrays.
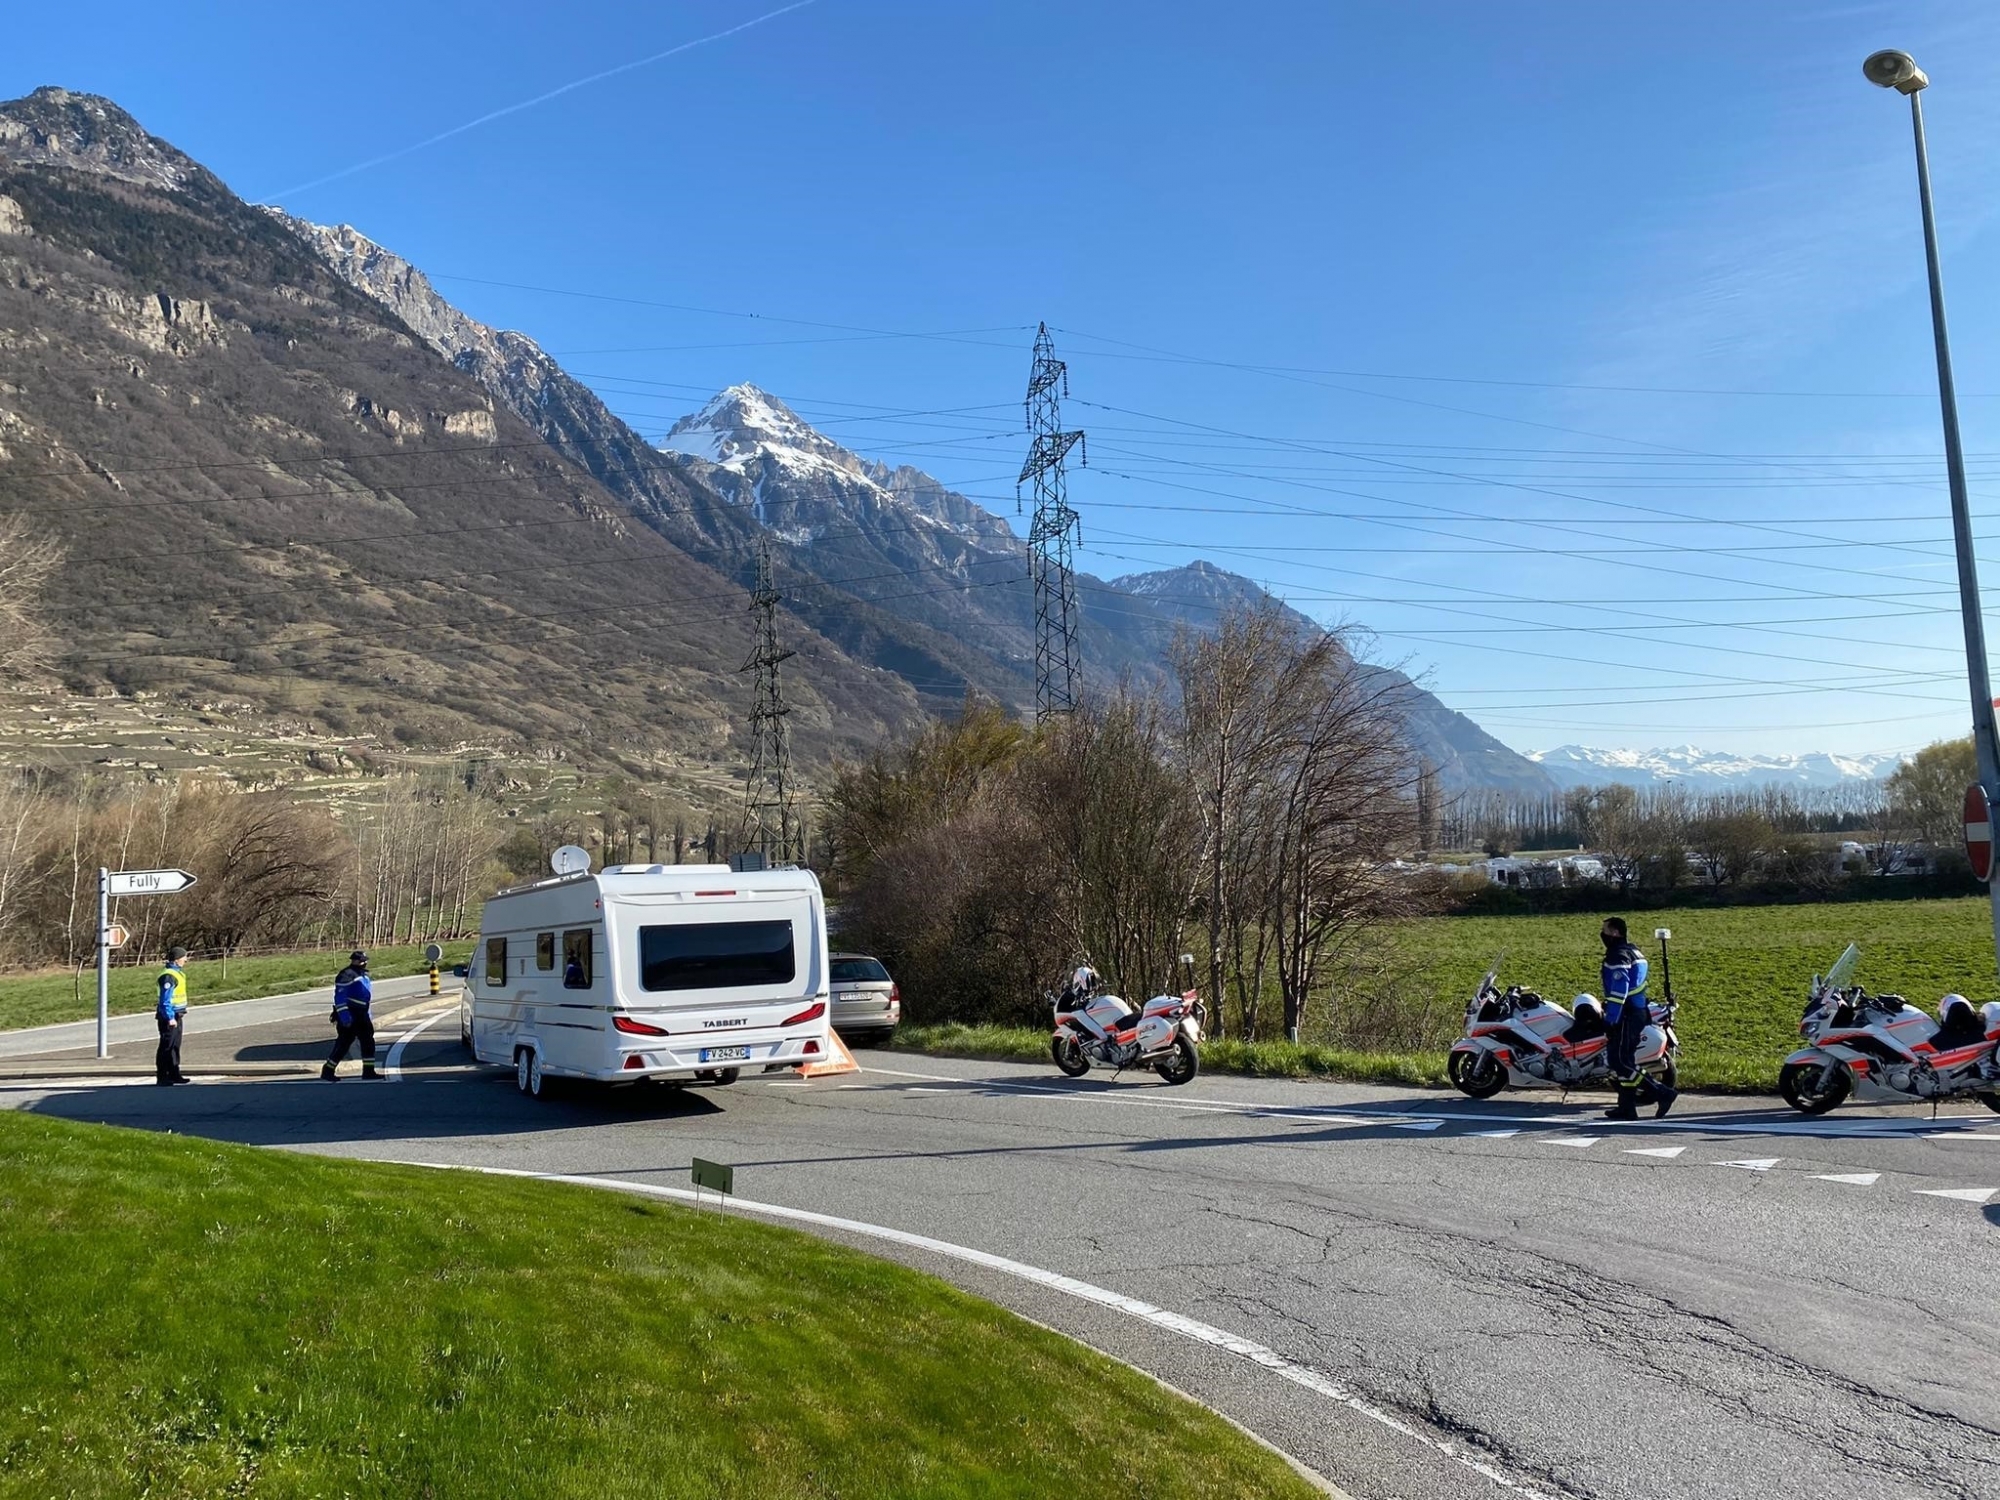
[[4, 1002, 1998, 1500]]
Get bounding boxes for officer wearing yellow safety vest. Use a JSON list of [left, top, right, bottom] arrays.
[[155, 946, 191, 1086]]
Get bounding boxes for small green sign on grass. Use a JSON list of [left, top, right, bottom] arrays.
[[691, 1157, 734, 1204]]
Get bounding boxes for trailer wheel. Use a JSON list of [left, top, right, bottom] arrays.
[[515, 1046, 544, 1098]]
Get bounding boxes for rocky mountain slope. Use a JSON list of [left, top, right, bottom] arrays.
[[0, 87, 919, 774], [0, 85, 1555, 796]]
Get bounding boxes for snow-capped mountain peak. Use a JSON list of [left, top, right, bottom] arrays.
[[658, 384, 1014, 545], [661, 383, 865, 483], [1527, 744, 1904, 792]]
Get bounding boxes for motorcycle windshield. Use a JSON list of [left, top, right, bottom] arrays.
[[1823, 943, 1859, 994]]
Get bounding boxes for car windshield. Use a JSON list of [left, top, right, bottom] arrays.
[[831, 957, 890, 984]]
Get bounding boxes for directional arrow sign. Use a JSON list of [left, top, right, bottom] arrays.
[[106, 868, 196, 896], [103, 923, 130, 949]]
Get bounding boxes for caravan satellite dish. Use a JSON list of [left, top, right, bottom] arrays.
[[551, 844, 593, 877]]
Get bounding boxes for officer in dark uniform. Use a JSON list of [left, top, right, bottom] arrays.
[[155, 946, 191, 1086], [321, 951, 379, 1081], [1601, 918, 1676, 1120]]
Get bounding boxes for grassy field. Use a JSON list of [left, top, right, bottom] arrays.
[[0, 941, 475, 1032], [0, 1112, 1314, 1500], [894, 897, 1995, 1094]]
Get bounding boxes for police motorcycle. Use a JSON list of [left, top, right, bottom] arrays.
[[1447, 930, 1681, 1099], [1779, 942, 2000, 1115], [1049, 956, 1204, 1086]]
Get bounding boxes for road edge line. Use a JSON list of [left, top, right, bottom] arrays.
[[387, 1158, 1548, 1499]]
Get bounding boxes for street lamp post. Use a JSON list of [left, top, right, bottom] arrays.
[[1864, 49, 2000, 981]]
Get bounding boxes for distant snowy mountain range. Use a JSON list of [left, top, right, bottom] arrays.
[[1527, 744, 1904, 793]]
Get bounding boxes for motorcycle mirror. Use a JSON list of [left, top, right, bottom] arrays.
[[1654, 927, 1671, 941]]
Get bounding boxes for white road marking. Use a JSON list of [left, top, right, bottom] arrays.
[[1816, 1173, 1880, 1187], [907, 1086, 952, 1093], [1468, 1128, 1520, 1138], [384, 1008, 455, 1081], [394, 1159, 1553, 1499], [1625, 1146, 1686, 1159], [1547, 1136, 1601, 1149], [860, 1063, 970, 1081], [1924, 1130, 2000, 1141], [1914, 1186, 1997, 1203], [1392, 1120, 1443, 1131], [861, 1065, 1998, 1142], [1717, 1159, 1780, 1172]]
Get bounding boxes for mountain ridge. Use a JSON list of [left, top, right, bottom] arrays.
[[1528, 743, 1903, 792]]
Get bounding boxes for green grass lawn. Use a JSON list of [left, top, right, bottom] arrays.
[[0, 1113, 1314, 1500], [892, 897, 1995, 1094], [0, 942, 475, 1032]]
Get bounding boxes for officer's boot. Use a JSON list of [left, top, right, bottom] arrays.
[[1604, 1083, 1641, 1121], [361, 1062, 380, 1080], [320, 1063, 339, 1083], [1652, 1080, 1680, 1118]]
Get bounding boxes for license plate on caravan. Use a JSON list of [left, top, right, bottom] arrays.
[[700, 1046, 751, 1064]]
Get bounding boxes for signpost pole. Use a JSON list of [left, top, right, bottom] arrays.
[[95, 867, 110, 1060]]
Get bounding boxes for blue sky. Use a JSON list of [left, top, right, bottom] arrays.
[[11, 0, 2000, 759]]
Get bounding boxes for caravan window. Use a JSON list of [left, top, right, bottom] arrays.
[[536, 933, 555, 971], [485, 936, 507, 986], [563, 930, 593, 989], [639, 921, 794, 993]]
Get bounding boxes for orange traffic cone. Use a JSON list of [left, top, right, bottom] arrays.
[[796, 1028, 860, 1078]]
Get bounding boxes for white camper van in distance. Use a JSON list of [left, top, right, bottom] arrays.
[[460, 858, 832, 1097]]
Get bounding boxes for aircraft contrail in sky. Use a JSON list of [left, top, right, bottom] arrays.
[[264, 0, 821, 201]]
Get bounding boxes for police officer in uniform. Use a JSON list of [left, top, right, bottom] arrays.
[[155, 946, 191, 1086], [1601, 918, 1676, 1120], [321, 950, 379, 1081]]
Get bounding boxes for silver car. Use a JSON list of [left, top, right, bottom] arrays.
[[830, 952, 900, 1042]]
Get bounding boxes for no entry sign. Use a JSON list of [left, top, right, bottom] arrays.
[[1965, 784, 1994, 882]]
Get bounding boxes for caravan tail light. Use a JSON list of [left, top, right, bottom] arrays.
[[781, 1000, 826, 1028], [613, 1015, 669, 1036]]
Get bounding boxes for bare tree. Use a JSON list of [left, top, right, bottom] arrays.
[[0, 513, 64, 680]]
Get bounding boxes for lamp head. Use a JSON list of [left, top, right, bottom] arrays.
[[1863, 50, 1928, 94]]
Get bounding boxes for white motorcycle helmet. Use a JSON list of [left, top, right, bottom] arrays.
[[1571, 994, 1603, 1023], [1940, 993, 1974, 1024]]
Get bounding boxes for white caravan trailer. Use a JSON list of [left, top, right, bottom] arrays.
[[461, 860, 832, 1096]]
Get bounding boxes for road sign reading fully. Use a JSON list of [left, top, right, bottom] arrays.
[[1965, 784, 1993, 883], [106, 868, 196, 896]]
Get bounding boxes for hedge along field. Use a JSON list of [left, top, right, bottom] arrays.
[[1402, 896, 1994, 1089]]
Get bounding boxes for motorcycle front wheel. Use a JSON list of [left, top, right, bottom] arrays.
[[1051, 1032, 1091, 1077], [1448, 1049, 1507, 1099], [1778, 1060, 1850, 1115], [1152, 1034, 1199, 1086], [1978, 1091, 2000, 1115]]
